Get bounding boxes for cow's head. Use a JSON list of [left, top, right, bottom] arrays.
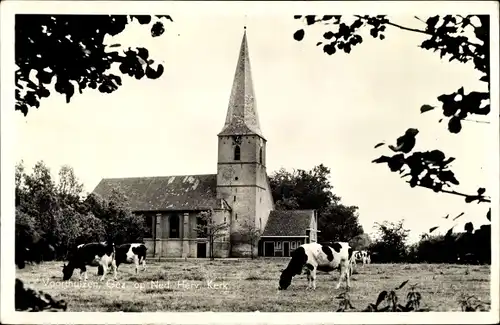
[[62, 263, 74, 281], [278, 268, 292, 290]]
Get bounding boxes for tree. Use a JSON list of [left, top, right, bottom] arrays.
[[292, 15, 491, 225], [15, 160, 144, 259], [269, 164, 364, 242], [236, 220, 262, 259], [370, 220, 410, 263], [85, 188, 145, 245], [269, 164, 339, 211], [319, 203, 364, 242], [349, 233, 373, 251], [194, 209, 229, 260], [16, 14, 173, 116]]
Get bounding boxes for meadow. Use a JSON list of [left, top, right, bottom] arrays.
[[16, 258, 490, 312]]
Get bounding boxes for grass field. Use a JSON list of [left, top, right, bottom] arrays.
[[16, 259, 490, 312]]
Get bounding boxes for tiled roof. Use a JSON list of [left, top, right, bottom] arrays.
[[261, 210, 314, 237], [218, 30, 264, 138], [92, 174, 223, 212]]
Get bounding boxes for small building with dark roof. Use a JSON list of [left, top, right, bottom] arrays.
[[92, 29, 319, 258], [259, 210, 319, 257]]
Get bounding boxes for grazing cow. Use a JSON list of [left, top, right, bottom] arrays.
[[278, 242, 352, 290], [98, 243, 147, 275], [116, 243, 147, 273], [352, 250, 371, 265], [62, 242, 117, 281]]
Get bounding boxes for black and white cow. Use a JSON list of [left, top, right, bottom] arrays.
[[98, 243, 147, 275], [278, 242, 352, 290], [116, 243, 147, 273], [62, 242, 117, 281], [352, 250, 371, 265]]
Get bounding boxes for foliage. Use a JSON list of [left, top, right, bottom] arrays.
[[370, 220, 409, 263], [15, 160, 145, 259], [335, 280, 430, 312], [362, 280, 430, 312], [235, 220, 262, 259], [269, 164, 364, 242], [335, 291, 355, 312], [85, 189, 145, 245], [269, 164, 338, 211], [319, 203, 364, 242], [16, 14, 173, 116], [292, 15, 491, 228], [457, 294, 488, 311], [349, 233, 373, 251], [15, 278, 68, 312], [194, 209, 229, 260]]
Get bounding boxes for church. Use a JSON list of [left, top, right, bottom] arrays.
[[92, 29, 320, 258]]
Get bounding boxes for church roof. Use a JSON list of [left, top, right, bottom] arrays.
[[261, 210, 315, 237], [218, 29, 264, 139], [92, 174, 225, 212]]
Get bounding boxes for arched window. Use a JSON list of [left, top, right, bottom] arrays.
[[169, 214, 180, 238], [234, 145, 241, 161], [259, 147, 263, 164]]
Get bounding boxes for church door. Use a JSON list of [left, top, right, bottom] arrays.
[[197, 242, 207, 258]]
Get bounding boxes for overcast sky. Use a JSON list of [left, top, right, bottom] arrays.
[[12, 12, 496, 243]]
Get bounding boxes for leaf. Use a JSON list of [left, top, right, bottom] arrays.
[[448, 116, 462, 133], [316, 42, 323, 46], [420, 104, 435, 113], [477, 188, 486, 195], [429, 226, 439, 233], [426, 15, 440, 29], [372, 155, 390, 164], [305, 15, 316, 25], [375, 291, 387, 307], [374, 142, 385, 148], [486, 208, 491, 221], [293, 29, 305, 41], [323, 43, 336, 55], [396, 280, 409, 290], [151, 21, 165, 37], [465, 195, 477, 203], [479, 75, 489, 82], [452, 212, 464, 221], [323, 31, 334, 40], [108, 43, 121, 48], [293, 15, 302, 19]]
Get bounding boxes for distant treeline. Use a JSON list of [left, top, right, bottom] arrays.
[[365, 220, 491, 265]]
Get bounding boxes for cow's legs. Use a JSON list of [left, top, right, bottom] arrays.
[[336, 262, 350, 289], [81, 265, 88, 281], [134, 255, 139, 274], [305, 269, 312, 289], [141, 258, 146, 271], [310, 268, 317, 290], [111, 260, 118, 280], [99, 264, 108, 282]]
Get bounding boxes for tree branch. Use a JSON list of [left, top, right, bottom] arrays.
[[406, 181, 491, 203], [353, 15, 482, 48], [463, 119, 490, 124]]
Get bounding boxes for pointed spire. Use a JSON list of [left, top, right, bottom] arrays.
[[219, 28, 264, 138]]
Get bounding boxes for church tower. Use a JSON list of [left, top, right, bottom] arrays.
[[216, 28, 273, 257]]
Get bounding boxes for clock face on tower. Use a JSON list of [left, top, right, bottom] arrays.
[[222, 166, 235, 181]]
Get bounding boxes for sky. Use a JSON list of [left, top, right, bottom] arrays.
[[13, 13, 495, 244]]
